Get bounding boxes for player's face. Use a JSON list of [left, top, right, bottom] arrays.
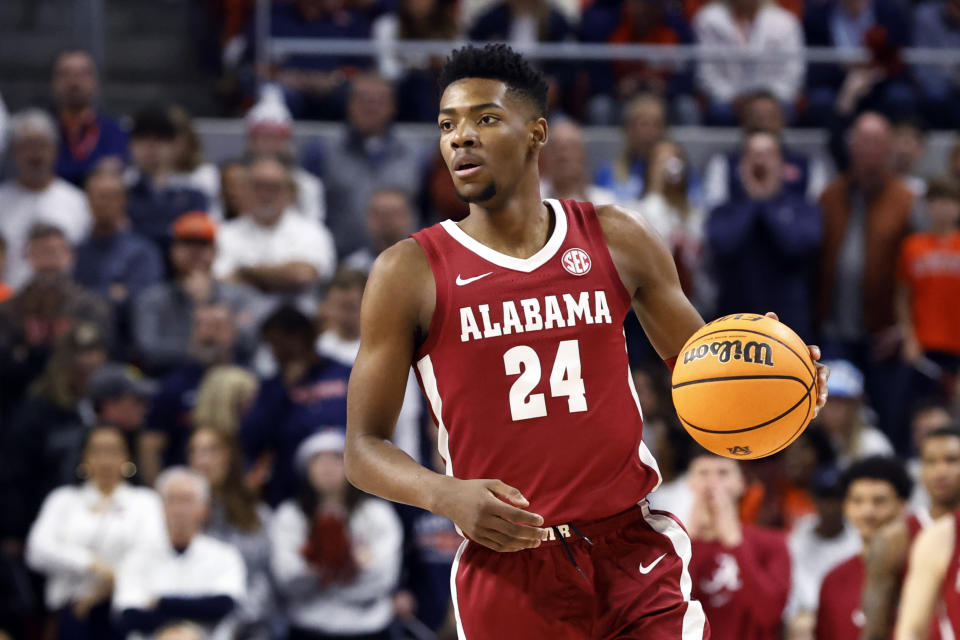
[[921, 436, 960, 507], [844, 479, 904, 543], [438, 78, 545, 206]]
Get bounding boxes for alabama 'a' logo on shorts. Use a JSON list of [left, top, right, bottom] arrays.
[[562, 248, 592, 276]]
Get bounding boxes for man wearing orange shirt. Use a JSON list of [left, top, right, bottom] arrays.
[[896, 175, 960, 398]]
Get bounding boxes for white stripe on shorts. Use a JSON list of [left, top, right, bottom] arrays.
[[641, 501, 708, 640], [450, 539, 468, 640]]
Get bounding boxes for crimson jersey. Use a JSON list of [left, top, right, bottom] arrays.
[[816, 555, 865, 640], [411, 199, 661, 525], [942, 510, 960, 635]]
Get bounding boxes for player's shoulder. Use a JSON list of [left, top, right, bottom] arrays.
[[917, 511, 957, 549], [594, 202, 663, 247], [369, 238, 432, 287]]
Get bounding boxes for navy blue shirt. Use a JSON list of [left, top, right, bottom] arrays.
[[126, 173, 208, 255], [56, 112, 130, 187], [707, 191, 822, 342], [74, 230, 165, 302], [147, 362, 206, 466], [270, 2, 371, 71], [241, 357, 351, 506]]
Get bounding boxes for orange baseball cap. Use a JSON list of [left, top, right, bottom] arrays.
[[172, 211, 217, 243]]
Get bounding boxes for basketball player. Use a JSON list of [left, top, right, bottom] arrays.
[[345, 44, 829, 638], [816, 457, 913, 640], [894, 427, 960, 640], [861, 426, 960, 640]]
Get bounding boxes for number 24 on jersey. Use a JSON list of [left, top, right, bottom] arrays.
[[503, 339, 587, 421]]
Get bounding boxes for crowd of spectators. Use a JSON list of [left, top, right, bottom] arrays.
[[1, 4, 960, 637], [208, 0, 960, 128]]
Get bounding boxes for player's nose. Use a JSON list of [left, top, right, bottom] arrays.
[[450, 124, 479, 149]]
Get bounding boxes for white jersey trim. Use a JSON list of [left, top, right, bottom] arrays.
[[450, 540, 469, 640], [416, 354, 452, 477], [439, 199, 568, 273], [624, 331, 663, 492], [641, 502, 708, 639]]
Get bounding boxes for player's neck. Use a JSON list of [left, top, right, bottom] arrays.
[[461, 181, 553, 260], [932, 502, 960, 520]]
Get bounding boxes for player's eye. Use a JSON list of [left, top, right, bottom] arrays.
[[479, 115, 499, 125], [439, 121, 453, 131]]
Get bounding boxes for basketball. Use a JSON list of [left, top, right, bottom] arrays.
[[671, 313, 817, 460]]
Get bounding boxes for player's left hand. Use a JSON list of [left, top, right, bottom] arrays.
[[764, 312, 829, 418]]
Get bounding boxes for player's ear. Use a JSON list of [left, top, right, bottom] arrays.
[[530, 117, 548, 150]]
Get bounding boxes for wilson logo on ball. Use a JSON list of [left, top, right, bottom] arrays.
[[683, 340, 774, 367], [561, 248, 592, 276]]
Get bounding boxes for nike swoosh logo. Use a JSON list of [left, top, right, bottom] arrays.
[[456, 272, 494, 286], [638, 553, 667, 575]]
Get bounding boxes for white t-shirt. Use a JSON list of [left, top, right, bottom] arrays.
[[784, 514, 862, 618], [113, 533, 247, 639], [0, 178, 92, 289], [213, 209, 336, 282], [26, 482, 166, 609]]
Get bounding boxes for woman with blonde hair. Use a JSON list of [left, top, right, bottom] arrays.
[[192, 365, 259, 435]]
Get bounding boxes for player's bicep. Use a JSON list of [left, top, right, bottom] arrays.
[[347, 242, 427, 442]]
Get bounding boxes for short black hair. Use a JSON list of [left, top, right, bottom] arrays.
[[438, 44, 549, 117], [260, 304, 316, 341], [922, 425, 960, 446], [130, 105, 176, 141], [841, 456, 912, 500]]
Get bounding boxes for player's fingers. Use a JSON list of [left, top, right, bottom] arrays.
[[487, 480, 532, 508], [808, 344, 822, 361], [492, 501, 545, 527], [478, 530, 527, 553], [764, 311, 779, 322], [487, 517, 544, 546]]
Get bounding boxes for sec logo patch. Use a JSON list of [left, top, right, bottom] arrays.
[[561, 248, 592, 276]]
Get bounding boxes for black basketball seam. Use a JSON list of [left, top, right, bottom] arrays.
[[673, 374, 807, 389], [680, 327, 815, 380], [676, 376, 815, 434], [759, 385, 815, 457]]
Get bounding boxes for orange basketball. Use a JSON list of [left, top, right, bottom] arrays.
[[671, 313, 817, 460]]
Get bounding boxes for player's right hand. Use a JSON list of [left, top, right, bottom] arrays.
[[432, 478, 546, 553]]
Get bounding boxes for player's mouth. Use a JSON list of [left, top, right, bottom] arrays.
[[454, 156, 484, 178]]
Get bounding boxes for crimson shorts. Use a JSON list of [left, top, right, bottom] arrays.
[[450, 501, 709, 640]]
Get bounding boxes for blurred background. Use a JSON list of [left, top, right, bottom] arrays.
[[1, 0, 960, 639]]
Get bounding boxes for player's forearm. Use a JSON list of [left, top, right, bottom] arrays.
[[345, 433, 451, 515]]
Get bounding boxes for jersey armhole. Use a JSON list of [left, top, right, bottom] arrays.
[[577, 200, 634, 310], [411, 232, 449, 361]]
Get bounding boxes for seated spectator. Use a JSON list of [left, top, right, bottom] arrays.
[[241, 305, 351, 506], [87, 363, 156, 478], [815, 457, 912, 640], [113, 467, 246, 638], [803, 0, 913, 126], [896, 177, 960, 402], [269, 0, 372, 120], [316, 269, 423, 462], [905, 401, 954, 514], [890, 118, 927, 199], [540, 119, 618, 205], [784, 473, 862, 639], [0, 322, 108, 547], [706, 131, 821, 341], [593, 94, 667, 202], [815, 360, 894, 467], [169, 106, 220, 206], [343, 189, 417, 273], [74, 168, 164, 308], [693, 0, 805, 125], [305, 73, 422, 258], [214, 155, 335, 298], [581, 0, 695, 124], [125, 106, 208, 255], [686, 449, 791, 640], [640, 139, 709, 311], [192, 366, 259, 437], [703, 90, 828, 211], [215, 159, 253, 221], [372, 0, 459, 121], [25, 425, 165, 640], [52, 50, 129, 186], [141, 303, 242, 479], [270, 430, 402, 640], [245, 85, 325, 224], [914, 0, 960, 129], [133, 211, 264, 375], [188, 428, 274, 639], [0, 236, 11, 303], [0, 109, 91, 290], [0, 225, 112, 415]]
